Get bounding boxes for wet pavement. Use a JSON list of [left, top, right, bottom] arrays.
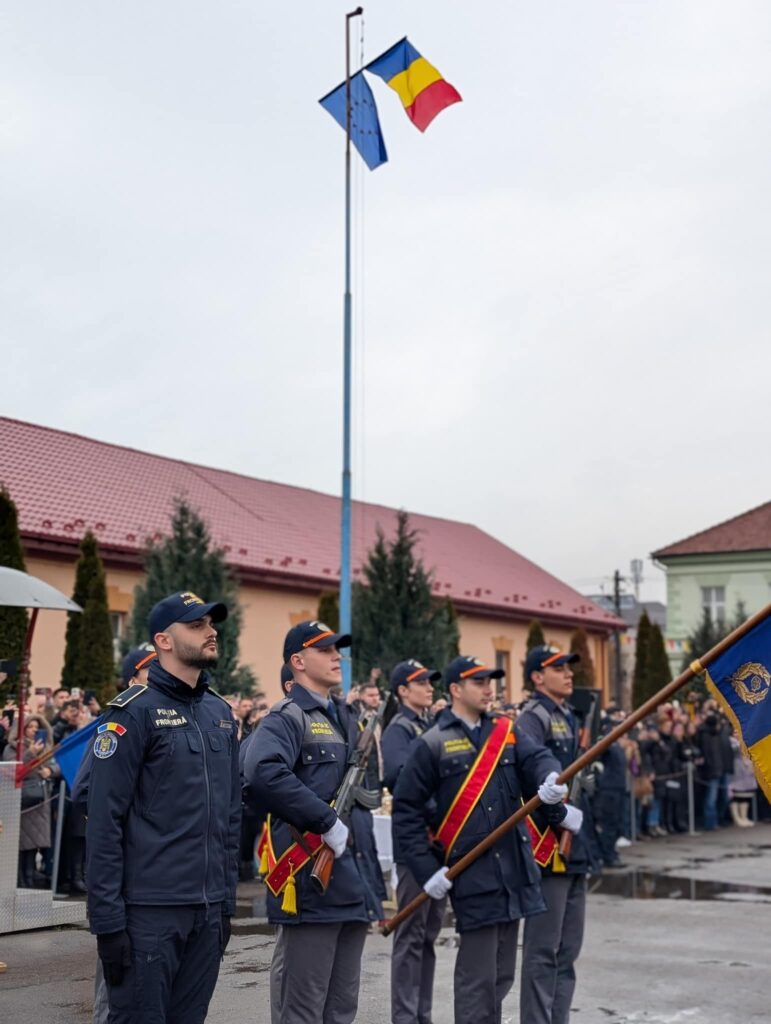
[[1, 823, 770, 1023]]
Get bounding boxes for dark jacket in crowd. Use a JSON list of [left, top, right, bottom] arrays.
[[85, 660, 241, 935], [697, 716, 734, 780], [392, 708, 562, 933]]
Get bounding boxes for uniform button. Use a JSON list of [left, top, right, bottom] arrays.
[[487, 805, 493, 812], [331, 753, 336, 759], [306, 755, 312, 761], [495, 852, 501, 859], [321, 749, 326, 754]]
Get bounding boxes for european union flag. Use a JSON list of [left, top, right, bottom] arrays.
[[703, 614, 771, 800], [319, 71, 388, 171]]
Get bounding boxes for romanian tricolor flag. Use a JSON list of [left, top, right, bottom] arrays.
[[700, 614, 771, 801], [366, 38, 462, 133]]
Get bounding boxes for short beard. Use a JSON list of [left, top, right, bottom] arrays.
[[175, 640, 219, 673]]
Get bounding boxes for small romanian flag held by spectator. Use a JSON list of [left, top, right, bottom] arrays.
[[319, 71, 388, 171], [366, 38, 462, 133], [701, 614, 771, 800]]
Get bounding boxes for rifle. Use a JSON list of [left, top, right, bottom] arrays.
[[557, 692, 599, 860], [310, 698, 387, 895]]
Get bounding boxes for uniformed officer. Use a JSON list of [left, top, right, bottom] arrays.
[[85, 591, 241, 1024], [392, 654, 580, 1024], [516, 645, 591, 1024], [242, 620, 383, 1024], [381, 658, 444, 1024], [74, 645, 155, 1024]]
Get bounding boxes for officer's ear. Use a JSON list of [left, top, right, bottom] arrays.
[[153, 630, 174, 655], [447, 680, 463, 703], [289, 651, 305, 674], [529, 670, 544, 693]]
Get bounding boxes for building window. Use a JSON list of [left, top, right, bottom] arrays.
[[110, 611, 126, 663], [701, 586, 725, 627], [495, 650, 511, 701]]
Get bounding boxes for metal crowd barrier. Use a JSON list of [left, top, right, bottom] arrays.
[[0, 761, 86, 933]]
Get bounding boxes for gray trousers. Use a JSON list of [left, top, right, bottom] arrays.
[[279, 921, 369, 1024], [94, 958, 109, 1024], [454, 921, 519, 1024], [391, 865, 445, 1024], [270, 926, 285, 1024], [520, 873, 586, 1024]]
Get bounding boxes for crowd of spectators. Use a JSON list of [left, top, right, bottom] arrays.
[[0, 686, 102, 891]]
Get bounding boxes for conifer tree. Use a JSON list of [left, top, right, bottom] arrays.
[[0, 488, 28, 704], [317, 591, 340, 631], [569, 628, 596, 688], [645, 624, 672, 698], [632, 610, 652, 708], [130, 498, 256, 694], [62, 531, 98, 690], [526, 620, 546, 652], [351, 510, 459, 680], [62, 532, 115, 701]]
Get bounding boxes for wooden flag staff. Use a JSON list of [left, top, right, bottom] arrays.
[[382, 600, 771, 936]]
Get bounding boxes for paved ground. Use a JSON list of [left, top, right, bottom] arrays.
[[2, 823, 770, 1023]]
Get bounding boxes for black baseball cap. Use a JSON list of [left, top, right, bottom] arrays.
[[445, 655, 505, 687], [283, 620, 351, 663], [524, 645, 579, 682], [121, 643, 156, 685], [390, 659, 441, 695], [149, 591, 227, 639], [280, 664, 294, 694]]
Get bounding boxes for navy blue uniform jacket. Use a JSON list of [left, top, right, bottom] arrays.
[[392, 708, 562, 933], [242, 683, 381, 926], [85, 661, 241, 935], [516, 693, 596, 876]]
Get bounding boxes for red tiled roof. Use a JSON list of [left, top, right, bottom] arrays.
[[653, 500, 771, 558], [0, 417, 623, 631]]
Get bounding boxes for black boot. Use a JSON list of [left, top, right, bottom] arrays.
[[70, 838, 87, 894]]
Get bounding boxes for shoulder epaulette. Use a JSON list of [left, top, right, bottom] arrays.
[[206, 686, 232, 707], [269, 695, 293, 713], [107, 683, 148, 708]]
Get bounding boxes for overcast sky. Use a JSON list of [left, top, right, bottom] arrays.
[[3, 2, 771, 604]]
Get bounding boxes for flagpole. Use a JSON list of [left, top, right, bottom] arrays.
[[340, 6, 363, 694], [382, 599, 771, 935]]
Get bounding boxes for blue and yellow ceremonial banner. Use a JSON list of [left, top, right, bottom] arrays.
[[319, 71, 388, 170], [701, 615, 771, 800]]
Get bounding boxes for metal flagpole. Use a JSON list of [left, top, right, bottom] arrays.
[[339, 6, 363, 693]]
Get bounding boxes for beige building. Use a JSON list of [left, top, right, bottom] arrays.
[[3, 417, 623, 704]]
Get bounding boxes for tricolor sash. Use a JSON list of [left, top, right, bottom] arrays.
[[435, 715, 513, 861], [525, 814, 565, 872]]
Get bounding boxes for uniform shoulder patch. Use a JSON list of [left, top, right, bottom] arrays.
[[107, 683, 148, 708]]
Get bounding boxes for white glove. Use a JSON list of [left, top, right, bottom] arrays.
[[321, 817, 349, 858], [423, 866, 452, 900], [561, 804, 584, 834], [538, 771, 568, 805]]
